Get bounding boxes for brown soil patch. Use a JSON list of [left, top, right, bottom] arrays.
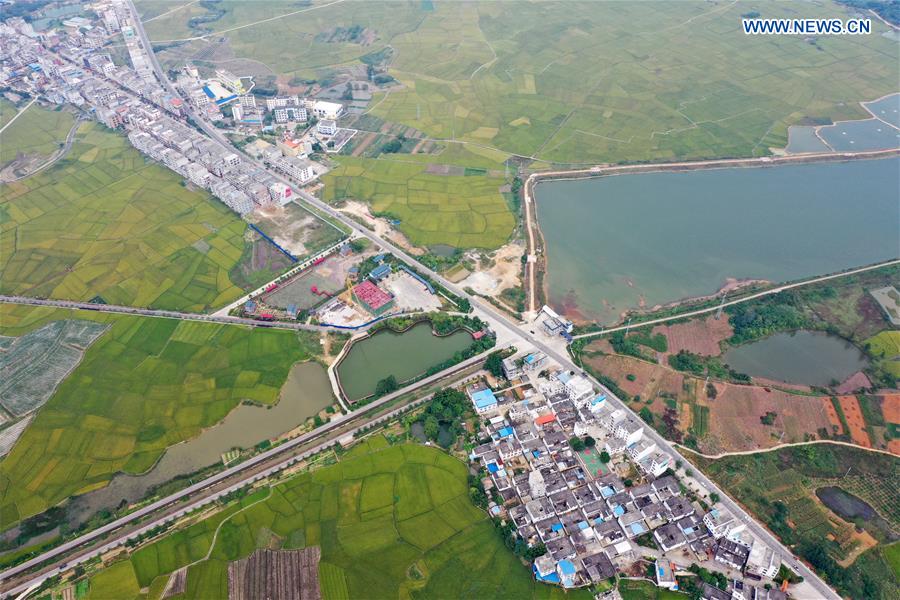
[[836, 528, 878, 567], [835, 371, 872, 395], [652, 315, 733, 357], [228, 547, 320, 600], [749, 377, 812, 393], [881, 393, 900, 424], [821, 397, 845, 434], [837, 395, 872, 447], [888, 439, 900, 455], [351, 132, 378, 157], [585, 354, 685, 401]]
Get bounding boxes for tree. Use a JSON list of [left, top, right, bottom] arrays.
[[599, 451, 611, 463], [484, 352, 504, 378], [375, 375, 399, 396], [584, 436, 596, 448], [639, 406, 653, 424], [423, 415, 440, 440], [710, 492, 720, 504], [569, 436, 586, 452]]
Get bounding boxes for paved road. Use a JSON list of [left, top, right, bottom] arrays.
[[572, 258, 900, 340], [0, 350, 494, 598], [12, 6, 840, 598], [0, 295, 341, 333], [3, 115, 84, 183]]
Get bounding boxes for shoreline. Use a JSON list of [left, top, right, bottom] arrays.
[[523, 147, 900, 321]]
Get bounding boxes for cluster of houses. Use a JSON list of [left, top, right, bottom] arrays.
[[0, 4, 331, 217], [466, 354, 785, 597]]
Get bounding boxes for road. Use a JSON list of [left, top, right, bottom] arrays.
[[3, 116, 84, 183], [572, 258, 900, 340], [10, 6, 843, 598], [0, 349, 494, 598], [0, 295, 341, 333]]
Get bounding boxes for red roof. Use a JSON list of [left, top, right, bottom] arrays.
[[535, 414, 556, 426], [353, 280, 393, 310]]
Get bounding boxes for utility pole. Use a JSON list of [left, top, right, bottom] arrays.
[[715, 293, 727, 319]]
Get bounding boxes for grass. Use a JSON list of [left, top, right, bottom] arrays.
[[0, 304, 313, 523], [150, 1, 899, 165], [618, 579, 687, 600], [693, 444, 900, 599], [321, 153, 513, 249], [84, 437, 590, 599], [0, 122, 249, 312], [0, 99, 76, 166]]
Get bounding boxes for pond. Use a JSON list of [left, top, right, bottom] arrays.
[[410, 421, 455, 447], [336, 322, 473, 402], [535, 157, 900, 324], [67, 361, 333, 526], [816, 486, 897, 542], [722, 331, 869, 387]]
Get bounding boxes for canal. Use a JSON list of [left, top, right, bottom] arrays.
[[336, 322, 473, 402], [67, 361, 334, 526], [535, 157, 900, 324]]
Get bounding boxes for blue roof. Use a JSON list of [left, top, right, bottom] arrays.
[[471, 388, 497, 409], [594, 517, 604, 525], [202, 85, 215, 98], [558, 560, 576, 575], [630, 522, 646, 534], [577, 521, 589, 530], [551, 523, 563, 532], [525, 353, 538, 364], [370, 263, 391, 278], [591, 394, 607, 404], [487, 463, 499, 473], [613, 505, 625, 516], [497, 426, 514, 438], [600, 485, 614, 498], [683, 526, 694, 534], [533, 565, 560, 583], [215, 94, 238, 105], [532, 450, 541, 458]]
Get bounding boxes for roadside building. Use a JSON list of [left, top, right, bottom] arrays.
[[352, 280, 395, 315]]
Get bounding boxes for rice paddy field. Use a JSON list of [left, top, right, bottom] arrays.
[[693, 445, 900, 600], [79, 437, 587, 600], [0, 304, 313, 524], [0, 123, 249, 312], [145, 1, 897, 166], [321, 152, 514, 249], [0, 99, 75, 166]]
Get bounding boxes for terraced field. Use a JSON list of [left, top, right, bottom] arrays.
[[0, 304, 313, 524], [81, 438, 587, 600], [0, 123, 248, 312]]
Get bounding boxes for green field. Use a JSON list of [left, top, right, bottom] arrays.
[[618, 579, 686, 600], [145, 0, 896, 166], [694, 445, 900, 600], [321, 151, 514, 249], [0, 99, 75, 166], [0, 304, 313, 523], [0, 122, 249, 311], [82, 438, 589, 599]]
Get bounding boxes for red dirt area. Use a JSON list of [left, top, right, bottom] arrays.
[[888, 439, 900, 456], [652, 315, 733, 357], [821, 398, 845, 435], [835, 371, 872, 395], [705, 386, 833, 453], [881, 393, 900, 424], [836, 395, 871, 448], [584, 354, 684, 400]]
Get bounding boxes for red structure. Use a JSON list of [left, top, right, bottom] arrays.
[[352, 280, 395, 315], [257, 313, 275, 321]]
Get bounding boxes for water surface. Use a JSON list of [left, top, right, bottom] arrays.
[[535, 158, 900, 323], [785, 126, 831, 154], [68, 362, 333, 525], [815, 486, 897, 542], [336, 322, 473, 401], [722, 331, 869, 386]]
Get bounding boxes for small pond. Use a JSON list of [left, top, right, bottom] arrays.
[[722, 331, 869, 386], [410, 421, 455, 447], [816, 486, 897, 542], [336, 321, 473, 402]]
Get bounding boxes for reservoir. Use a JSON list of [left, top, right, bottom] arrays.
[[67, 361, 333, 525], [535, 157, 900, 323], [722, 331, 869, 387], [336, 322, 473, 402]]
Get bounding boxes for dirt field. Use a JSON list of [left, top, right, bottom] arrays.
[[835, 370, 872, 394], [228, 547, 321, 600], [338, 200, 423, 255], [652, 315, 733, 357], [262, 254, 354, 311], [585, 353, 835, 453], [881, 393, 900, 424], [822, 398, 845, 435], [837, 395, 872, 447], [459, 241, 524, 297]]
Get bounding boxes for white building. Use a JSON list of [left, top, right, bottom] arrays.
[[317, 119, 337, 136], [267, 182, 293, 206], [312, 100, 343, 120], [614, 418, 644, 446], [627, 438, 656, 462], [746, 541, 780, 579], [273, 156, 315, 183], [703, 506, 744, 539], [637, 451, 672, 478], [565, 375, 594, 405]]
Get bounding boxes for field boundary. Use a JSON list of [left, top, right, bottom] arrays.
[[677, 438, 898, 460]]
